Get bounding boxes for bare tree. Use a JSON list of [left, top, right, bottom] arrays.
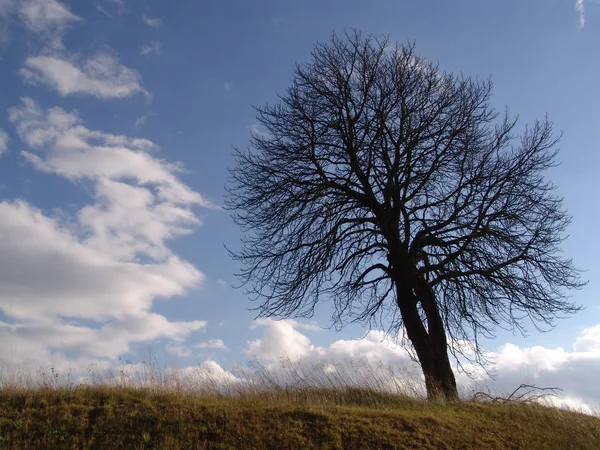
[[227, 31, 584, 401]]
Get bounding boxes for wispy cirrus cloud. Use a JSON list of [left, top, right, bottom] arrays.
[[133, 112, 154, 129], [576, 0, 585, 28], [141, 13, 162, 28], [96, 0, 127, 18], [141, 40, 161, 56], [19, 0, 80, 33], [19, 0, 81, 49], [20, 52, 150, 100], [0, 129, 9, 155], [165, 339, 228, 361]]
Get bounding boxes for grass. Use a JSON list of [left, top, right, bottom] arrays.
[[0, 358, 598, 449], [0, 385, 599, 449]]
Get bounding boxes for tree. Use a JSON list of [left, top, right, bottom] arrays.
[[227, 31, 584, 401]]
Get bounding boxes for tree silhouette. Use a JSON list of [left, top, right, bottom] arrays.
[[227, 31, 584, 400]]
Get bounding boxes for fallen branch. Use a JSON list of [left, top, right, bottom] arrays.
[[473, 384, 563, 404]]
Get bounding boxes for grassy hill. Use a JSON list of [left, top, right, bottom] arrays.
[[0, 385, 598, 449]]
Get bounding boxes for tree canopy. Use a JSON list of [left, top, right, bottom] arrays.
[[227, 31, 584, 400]]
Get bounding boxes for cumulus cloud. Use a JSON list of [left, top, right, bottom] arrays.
[[475, 341, 600, 415], [576, 0, 585, 28], [574, 324, 600, 352], [164, 361, 242, 391], [141, 13, 162, 27], [20, 52, 150, 100], [196, 339, 228, 351], [242, 319, 600, 414], [0, 129, 9, 155], [247, 319, 315, 362], [0, 200, 201, 320], [140, 40, 161, 56], [1, 98, 213, 370], [0, 200, 207, 367], [0, 310, 206, 362]]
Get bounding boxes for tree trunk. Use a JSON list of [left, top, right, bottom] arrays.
[[417, 275, 459, 401], [390, 254, 459, 401]]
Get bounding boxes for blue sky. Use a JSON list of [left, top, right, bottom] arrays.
[[0, 0, 599, 412]]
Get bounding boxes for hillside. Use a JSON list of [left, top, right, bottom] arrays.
[[0, 386, 598, 449]]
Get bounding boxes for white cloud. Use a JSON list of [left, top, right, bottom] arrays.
[[166, 339, 228, 360], [0, 200, 200, 321], [141, 13, 162, 27], [1, 98, 214, 370], [96, 0, 127, 18], [0, 200, 206, 365], [95, 4, 113, 19], [164, 361, 242, 392], [573, 324, 600, 352], [576, 0, 585, 28], [247, 319, 315, 361], [78, 179, 202, 261], [134, 113, 151, 128], [8, 99, 212, 261], [196, 339, 228, 351], [141, 40, 161, 56], [19, 0, 80, 33], [0, 312, 206, 362], [166, 342, 192, 359], [9, 98, 212, 206], [472, 341, 600, 414], [248, 123, 271, 139], [19, 0, 81, 49], [0, 129, 9, 155], [243, 319, 600, 414], [20, 52, 150, 100], [223, 82, 233, 92]]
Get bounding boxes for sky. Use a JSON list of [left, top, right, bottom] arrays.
[[0, 0, 599, 413]]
